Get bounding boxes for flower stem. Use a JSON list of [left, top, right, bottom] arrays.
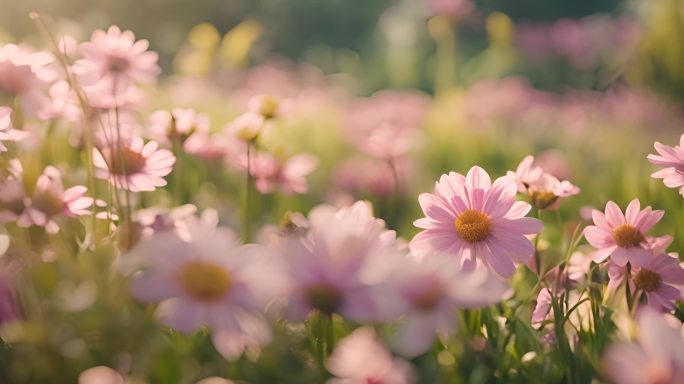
[[625, 264, 633, 313], [244, 142, 253, 242], [30, 13, 98, 243]]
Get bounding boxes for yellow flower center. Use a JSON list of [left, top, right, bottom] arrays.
[[412, 283, 444, 311], [454, 209, 492, 243], [634, 269, 662, 292], [176, 260, 233, 302], [612, 224, 644, 248], [306, 283, 343, 315], [257, 95, 280, 119], [108, 57, 130, 73], [32, 190, 65, 218], [109, 147, 146, 175], [530, 190, 558, 210]]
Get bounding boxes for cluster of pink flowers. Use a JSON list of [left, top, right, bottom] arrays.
[[584, 198, 684, 311], [2, 20, 684, 384], [0, 43, 57, 118], [463, 77, 682, 136], [0, 161, 92, 233], [517, 15, 640, 69], [225, 98, 319, 195], [73, 26, 160, 108], [0, 107, 28, 152], [603, 309, 684, 383], [333, 90, 429, 198], [648, 134, 684, 197], [510, 155, 580, 210], [124, 200, 506, 360]]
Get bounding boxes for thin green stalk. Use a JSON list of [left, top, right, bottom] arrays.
[[625, 264, 633, 313], [30, 13, 99, 242], [244, 142, 253, 242]]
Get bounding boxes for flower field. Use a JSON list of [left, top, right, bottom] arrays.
[[1, 1, 684, 383]]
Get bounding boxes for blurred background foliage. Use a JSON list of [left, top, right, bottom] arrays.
[[0, 0, 681, 98]]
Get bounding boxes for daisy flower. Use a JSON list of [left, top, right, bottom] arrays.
[[225, 112, 265, 142], [326, 327, 414, 384], [607, 252, 684, 312], [241, 151, 318, 195], [0, 44, 55, 117], [24, 166, 93, 233], [281, 201, 406, 322], [530, 289, 592, 328], [183, 131, 235, 161], [40, 81, 81, 122], [603, 308, 684, 384], [93, 136, 175, 192], [78, 366, 126, 384], [357, 122, 421, 161], [510, 155, 580, 210], [126, 225, 284, 360], [147, 108, 210, 146], [583, 199, 664, 267], [410, 166, 543, 278], [389, 254, 507, 357], [647, 134, 684, 196], [0, 107, 29, 152], [531, 288, 553, 328], [248, 94, 286, 119], [74, 25, 160, 100], [345, 90, 429, 160]]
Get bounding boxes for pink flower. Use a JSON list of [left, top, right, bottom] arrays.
[[603, 308, 684, 384], [0, 161, 29, 226], [0, 163, 92, 232], [410, 166, 543, 278], [74, 26, 160, 102], [78, 366, 126, 384], [147, 108, 210, 146], [90, 109, 143, 148], [280, 201, 406, 322], [332, 156, 411, 198], [357, 122, 422, 161], [225, 112, 265, 142], [248, 94, 287, 119], [126, 225, 282, 360], [0, 44, 55, 117], [531, 288, 553, 327], [583, 199, 664, 267], [648, 134, 684, 196], [389, 254, 507, 357], [0, 107, 29, 151], [511, 155, 544, 192], [40, 81, 81, 122], [242, 151, 318, 195], [134, 204, 200, 237], [24, 166, 93, 233], [607, 252, 684, 312], [567, 250, 592, 284], [606, 235, 672, 292], [326, 327, 414, 384], [93, 136, 175, 192], [345, 90, 429, 159], [510, 155, 580, 210], [428, 0, 474, 19], [183, 131, 234, 161], [530, 289, 592, 333]]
